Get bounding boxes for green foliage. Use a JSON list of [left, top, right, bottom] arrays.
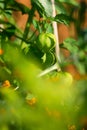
[[36, 33, 56, 52], [57, 0, 79, 6], [60, 37, 87, 74], [54, 14, 74, 25], [61, 38, 78, 53], [32, 0, 52, 17], [0, 0, 87, 130]]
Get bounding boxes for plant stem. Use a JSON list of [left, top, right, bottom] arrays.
[[38, 0, 62, 77], [51, 0, 61, 63], [21, 5, 35, 46], [37, 63, 61, 77]]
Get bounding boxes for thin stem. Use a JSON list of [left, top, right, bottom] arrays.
[[28, 29, 37, 41], [37, 63, 61, 77], [21, 5, 35, 46], [51, 0, 61, 62], [0, 27, 28, 43], [37, 0, 62, 77]]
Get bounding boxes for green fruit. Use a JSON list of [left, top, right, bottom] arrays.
[[46, 33, 56, 43], [59, 72, 73, 86], [51, 72, 73, 87], [78, 51, 85, 61], [36, 33, 56, 52], [42, 52, 55, 68]]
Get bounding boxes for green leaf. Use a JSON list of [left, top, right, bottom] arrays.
[[5, 0, 31, 14], [3, 66, 12, 75], [56, 0, 79, 6], [32, 20, 38, 29], [0, 25, 16, 38], [26, 93, 35, 100], [38, 0, 52, 16], [55, 2, 67, 14], [32, 0, 52, 17], [54, 14, 73, 25], [42, 52, 56, 69], [22, 43, 30, 54], [62, 38, 78, 53], [74, 60, 86, 75], [41, 53, 46, 63]]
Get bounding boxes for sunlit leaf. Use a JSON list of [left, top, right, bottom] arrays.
[[32, 0, 52, 17]]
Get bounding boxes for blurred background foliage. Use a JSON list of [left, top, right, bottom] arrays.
[[0, 0, 87, 130]]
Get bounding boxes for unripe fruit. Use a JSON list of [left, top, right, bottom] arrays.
[[36, 33, 56, 52], [50, 72, 73, 87]]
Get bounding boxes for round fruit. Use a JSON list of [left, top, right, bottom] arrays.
[[46, 33, 56, 43], [36, 33, 56, 52], [50, 72, 73, 87]]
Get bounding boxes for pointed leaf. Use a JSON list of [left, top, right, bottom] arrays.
[[62, 38, 78, 53], [32, 0, 52, 17], [54, 14, 74, 25], [5, 1, 30, 14], [55, 0, 79, 6], [55, 2, 67, 14]]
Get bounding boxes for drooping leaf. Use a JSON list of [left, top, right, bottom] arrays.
[[38, 0, 52, 16], [54, 14, 74, 25], [61, 38, 79, 53], [4, 0, 31, 14], [32, 0, 52, 17], [42, 52, 56, 69], [55, 2, 67, 14], [0, 23, 16, 38], [56, 0, 79, 6]]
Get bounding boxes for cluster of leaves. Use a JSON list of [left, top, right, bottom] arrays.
[[0, 44, 86, 130], [0, 0, 87, 130], [0, 0, 79, 70], [59, 0, 87, 75], [60, 37, 87, 75]]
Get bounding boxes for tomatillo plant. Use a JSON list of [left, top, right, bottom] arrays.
[[36, 33, 56, 53], [0, 0, 86, 130]]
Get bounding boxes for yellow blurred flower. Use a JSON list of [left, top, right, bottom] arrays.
[[0, 49, 4, 55], [2, 80, 11, 88], [27, 97, 37, 106]]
